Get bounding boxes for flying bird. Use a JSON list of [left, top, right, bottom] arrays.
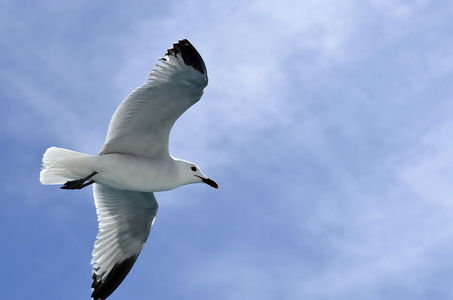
[[39, 39, 218, 300]]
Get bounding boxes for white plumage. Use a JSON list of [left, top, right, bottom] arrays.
[[40, 39, 218, 300]]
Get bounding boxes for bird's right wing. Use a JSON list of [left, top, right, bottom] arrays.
[[91, 183, 158, 300], [99, 39, 208, 159]]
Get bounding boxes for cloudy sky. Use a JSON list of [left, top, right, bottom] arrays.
[[2, 0, 453, 299]]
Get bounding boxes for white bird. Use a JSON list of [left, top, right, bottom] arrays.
[[39, 39, 218, 300]]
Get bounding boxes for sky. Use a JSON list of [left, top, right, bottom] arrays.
[[1, 0, 453, 299]]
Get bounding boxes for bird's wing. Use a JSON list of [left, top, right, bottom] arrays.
[[99, 39, 208, 158], [91, 183, 159, 300]]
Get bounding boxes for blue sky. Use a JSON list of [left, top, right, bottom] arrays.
[[2, 0, 453, 299]]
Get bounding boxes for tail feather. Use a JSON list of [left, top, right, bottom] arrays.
[[40, 147, 93, 185]]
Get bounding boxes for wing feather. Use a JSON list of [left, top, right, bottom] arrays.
[[100, 39, 208, 158], [91, 183, 159, 300]]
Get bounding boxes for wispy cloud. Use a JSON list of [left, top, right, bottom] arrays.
[[2, 0, 453, 299]]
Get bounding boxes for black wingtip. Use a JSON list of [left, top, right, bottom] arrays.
[[91, 255, 139, 300], [166, 39, 207, 76]]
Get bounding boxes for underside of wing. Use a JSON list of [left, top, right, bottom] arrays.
[[91, 184, 159, 300], [100, 39, 208, 158]]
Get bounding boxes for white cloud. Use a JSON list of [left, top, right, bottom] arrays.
[[3, 1, 453, 299], [394, 117, 453, 207]]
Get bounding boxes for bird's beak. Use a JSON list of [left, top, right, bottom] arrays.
[[203, 177, 219, 189], [196, 176, 218, 189]]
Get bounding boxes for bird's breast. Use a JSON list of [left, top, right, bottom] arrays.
[[92, 154, 179, 192]]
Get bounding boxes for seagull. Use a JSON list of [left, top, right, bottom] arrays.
[[39, 39, 218, 300]]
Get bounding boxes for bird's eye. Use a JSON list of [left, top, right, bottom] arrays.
[[191, 166, 197, 171]]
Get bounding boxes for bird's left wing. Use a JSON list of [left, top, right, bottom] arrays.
[[91, 183, 158, 300]]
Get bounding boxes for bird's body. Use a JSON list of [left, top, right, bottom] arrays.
[[39, 39, 217, 300], [42, 148, 208, 192]]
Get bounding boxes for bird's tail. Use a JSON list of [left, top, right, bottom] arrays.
[[40, 146, 93, 185]]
